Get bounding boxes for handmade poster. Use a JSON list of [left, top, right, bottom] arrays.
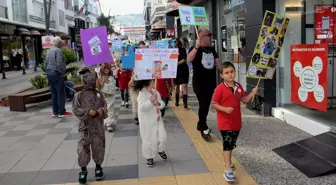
[[111, 40, 122, 52], [290, 44, 328, 112], [134, 49, 179, 80], [80, 26, 112, 66], [121, 46, 136, 69], [314, 5, 336, 45], [246, 10, 289, 79], [178, 5, 209, 27]]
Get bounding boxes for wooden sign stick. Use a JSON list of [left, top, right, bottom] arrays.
[[252, 78, 261, 102]]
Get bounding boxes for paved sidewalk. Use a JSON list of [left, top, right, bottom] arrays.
[[187, 88, 336, 185], [0, 93, 255, 185]]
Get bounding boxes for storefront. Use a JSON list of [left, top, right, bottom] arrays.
[[272, 0, 336, 135], [217, 0, 246, 89]]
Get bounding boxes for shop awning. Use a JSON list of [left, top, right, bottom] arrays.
[[60, 34, 71, 40], [30, 30, 41, 36], [166, 0, 182, 17], [152, 20, 166, 30], [18, 28, 30, 35]]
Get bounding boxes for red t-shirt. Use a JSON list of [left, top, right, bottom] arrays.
[[117, 69, 132, 89], [212, 82, 246, 131], [156, 79, 170, 98]]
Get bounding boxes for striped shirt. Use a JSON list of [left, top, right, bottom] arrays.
[[45, 47, 66, 74]]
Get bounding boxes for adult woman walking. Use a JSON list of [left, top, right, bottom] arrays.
[[174, 38, 189, 109]]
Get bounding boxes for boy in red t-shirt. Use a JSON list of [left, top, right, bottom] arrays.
[[211, 62, 258, 182], [156, 78, 173, 117]]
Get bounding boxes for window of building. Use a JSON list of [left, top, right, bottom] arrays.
[[64, 0, 73, 10], [32, 2, 44, 19], [12, 0, 27, 23], [59, 10, 65, 26]]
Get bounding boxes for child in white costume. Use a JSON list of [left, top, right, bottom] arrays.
[[135, 79, 168, 167]]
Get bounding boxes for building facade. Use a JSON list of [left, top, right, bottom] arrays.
[[149, 0, 167, 40], [122, 26, 146, 44], [144, 0, 152, 40]]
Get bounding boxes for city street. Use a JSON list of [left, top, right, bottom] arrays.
[[0, 89, 335, 185]]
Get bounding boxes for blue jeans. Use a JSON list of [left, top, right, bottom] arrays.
[[64, 80, 75, 100], [47, 71, 65, 115]]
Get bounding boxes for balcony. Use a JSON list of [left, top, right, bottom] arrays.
[[0, 6, 8, 19], [29, 15, 56, 29]]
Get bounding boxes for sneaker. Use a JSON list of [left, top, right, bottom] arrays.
[[95, 168, 104, 181], [158, 151, 168, 160], [125, 102, 129, 108], [58, 112, 72, 118], [223, 171, 236, 182], [51, 112, 58, 118], [121, 101, 125, 106], [201, 129, 211, 140], [107, 126, 114, 132], [78, 171, 87, 185], [147, 158, 154, 167]]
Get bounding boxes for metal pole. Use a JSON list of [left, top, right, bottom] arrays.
[[0, 37, 6, 79]]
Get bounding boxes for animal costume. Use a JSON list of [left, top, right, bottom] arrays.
[[138, 89, 167, 159], [72, 69, 108, 168]]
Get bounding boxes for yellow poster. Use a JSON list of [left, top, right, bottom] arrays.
[[246, 10, 290, 79]]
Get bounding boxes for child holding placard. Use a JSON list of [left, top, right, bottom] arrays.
[[135, 79, 168, 167]]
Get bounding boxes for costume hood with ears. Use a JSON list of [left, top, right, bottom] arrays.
[[79, 68, 97, 91]]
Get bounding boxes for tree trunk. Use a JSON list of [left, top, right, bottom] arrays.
[[43, 0, 52, 34]]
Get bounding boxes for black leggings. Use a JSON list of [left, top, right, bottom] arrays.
[[160, 97, 169, 116], [194, 86, 214, 131], [121, 89, 129, 102]]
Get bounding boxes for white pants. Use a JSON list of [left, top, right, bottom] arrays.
[[104, 94, 115, 127], [140, 121, 167, 159]]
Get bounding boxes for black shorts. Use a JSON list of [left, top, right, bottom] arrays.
[[220, 130, 240, 151]]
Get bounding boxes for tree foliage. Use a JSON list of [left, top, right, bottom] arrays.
[[97, 9, 116, 34]]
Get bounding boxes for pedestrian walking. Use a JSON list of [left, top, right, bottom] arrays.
[[212, 62, 258, 182], [117, 61, 132, 108], [135, 79, 168, 167], [187, 28, 221, 140], [45, 36, 72, 118], [72, 68, 108, 185]]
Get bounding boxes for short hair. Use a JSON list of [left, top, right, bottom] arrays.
[[175, 38, 183, 48], [53, 36, 63, 46], [133, 79, 153, 91], [220, 61, 235, 73]]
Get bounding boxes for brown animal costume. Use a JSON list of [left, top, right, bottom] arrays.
[[72, 68, 107, 183]]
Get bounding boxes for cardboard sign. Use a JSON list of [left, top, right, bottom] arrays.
[[121, 46, 136, 69], [42, 35, 54, 49], [80, 26, 113, 66], [134, 49, 178, 80], [178, 6, 209, 27], [290, 44, 328, 112], [246, 10, 290, 79]]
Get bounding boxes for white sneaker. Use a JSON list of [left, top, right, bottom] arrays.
[[121, 101, 125, 106], [107, 126, 114, 132]]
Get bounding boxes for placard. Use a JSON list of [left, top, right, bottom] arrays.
[[42, 35, 54, 49], [290, 44, 328, 112], [314, 5, 336, 45], [121, 46, 135, 69], [178, 6, 209, 26], [134, 49, 178, 80], [111, 40, 122, 52], [80, 26, 113, 66], [246, 10, 289, 79]]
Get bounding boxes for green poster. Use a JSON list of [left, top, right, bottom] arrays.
[[178, 6, 209, 27]]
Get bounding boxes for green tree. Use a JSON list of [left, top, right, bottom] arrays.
[[96, 3, 116, 35]]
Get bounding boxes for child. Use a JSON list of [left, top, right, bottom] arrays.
[[98, 63, 116, 132], [72, 68, 108, 185], [156, 78, 173, 117], [211, 62, 258, 182], [135, 79, 168, 167], [116, 61, 132, 108], [129, 74, 140, 125]]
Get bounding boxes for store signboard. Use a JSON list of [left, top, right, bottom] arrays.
[[246, 10, 290, 79], [178, 6, 209, 27], [42, 35, 54, 49], [290, 44, 328, 112], [314, 5, 336, 45]]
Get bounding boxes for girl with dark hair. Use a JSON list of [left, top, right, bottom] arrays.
[[174, 38, 189, 109], [135, 79, 168, 167]]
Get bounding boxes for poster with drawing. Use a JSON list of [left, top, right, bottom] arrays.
[[178, 5, 209, 27], [134, 49, 179, 80], [246, 10, 290, 79], [80, 26, 112, 66]]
